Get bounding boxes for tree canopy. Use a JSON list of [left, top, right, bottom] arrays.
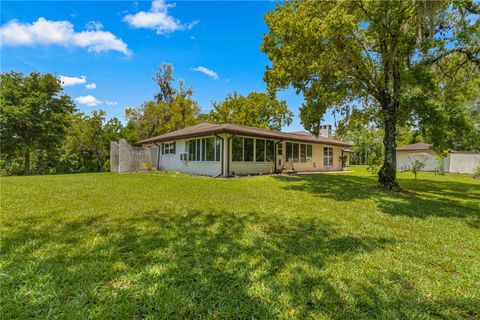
[[123, 64, 200, 143], [0, 71, 75, 175], [262, 0, 479, 190], [206, 91, 293, 130]]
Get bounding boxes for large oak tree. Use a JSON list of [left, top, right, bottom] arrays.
[[261, 0, 479, 190]]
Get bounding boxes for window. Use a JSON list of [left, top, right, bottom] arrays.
[[163, 142, 176, 154], [306, 145, 312, 162], [188, 140, 196, 161], [286, 142, 293, 162], [277, 143, 283, 156], [186, 137, 221, 162], [232, 137, 243, 161], [232, 137, 275, 163], [292, 143, 299, 162], [201, 138, 206, 161], [324, 147, 333, 167], [256, 139, 265, 162], [206, 137, 215, 161], [196, 139, 201, 161], [266, 140, 274, 162], [215, 138, 221, 161], [286, 142, 313, 163], [244, 138, 254, 162], [300, 144, 306, 162]]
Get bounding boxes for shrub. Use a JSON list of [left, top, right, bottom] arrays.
[[474, 166, 480, 179], [142, 162, 154, 171], [408, 154, 428, 180]]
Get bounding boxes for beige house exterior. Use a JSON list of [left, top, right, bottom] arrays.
[[137, 123, 350, 176], [396, 143, 480, 174]]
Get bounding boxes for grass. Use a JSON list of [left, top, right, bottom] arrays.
[[1, 167, 479, 319]]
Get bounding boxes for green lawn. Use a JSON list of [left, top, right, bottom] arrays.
[[1, 167, 479, 319]]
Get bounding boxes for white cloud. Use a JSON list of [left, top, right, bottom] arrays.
[[123, 0, 198, 35], [85, 83, 97, 90], [85, 21, 103, 31], [192, 66, 219, 80], [0, 17, 130, 55], [105, 100, 118, 106], [59, 75, 86, 87], [75, 95, 101, 106]]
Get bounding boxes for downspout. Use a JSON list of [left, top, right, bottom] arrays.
[[154, 142, 161, 170], [274, 139, 283, 173], [214, 133, 224, 177]]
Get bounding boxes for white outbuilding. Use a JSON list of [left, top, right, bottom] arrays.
[[396, 142, 480, 174]]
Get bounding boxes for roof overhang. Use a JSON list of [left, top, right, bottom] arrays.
[[138, 127, 351, 147]]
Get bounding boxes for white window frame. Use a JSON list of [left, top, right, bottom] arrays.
[[323, 147, 334, 167], [186, 137, 221, 162], [231, 136, 275, 163], [286, 142, 313, 163], [163, 142, 175, 155]]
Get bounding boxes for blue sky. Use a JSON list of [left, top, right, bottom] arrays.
[[1, 0, 337, 131]]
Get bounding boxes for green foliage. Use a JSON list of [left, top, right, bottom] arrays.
[[206, 91, 293, 130], [343, 125, 383, 166], [1, 168, 479, 318], [124, 65, 200, 143], [474, 166, 480, 179], [408, 155, 428, 180], [421, 55, 480, 152], [261, 0, 479, 189], [0, 71, 75, 175], [64, 111, 122, 173]]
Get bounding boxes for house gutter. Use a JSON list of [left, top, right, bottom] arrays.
[[213, 133, 224, 177], [154, 142, 162, 170], [274, 139, 283, 173]]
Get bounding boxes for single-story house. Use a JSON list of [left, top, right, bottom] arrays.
[[137, 123, 351, 176], [396, 142, 480, 174]]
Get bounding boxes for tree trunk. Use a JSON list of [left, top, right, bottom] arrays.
[[24, 150, 31, 176], [378, 108, 401, 191]]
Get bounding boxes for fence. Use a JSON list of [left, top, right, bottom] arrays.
[[110, 139, 153, 172]]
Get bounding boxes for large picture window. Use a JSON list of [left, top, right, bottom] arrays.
[[286, 142, 292, 162], [206, 138, 215, 161], [292, 143, 299, 162], [244, 138, 254, 162], [286, 142, 313, 163], [266, 140, 274, 162], [300, 144, 306, 162], [231, 137, 275, 163], [324, 147, 333, 167], [306, 145, 312, 162], [215, 138, 221, 161], [256, 139, 265, 162], [232, 137, 243, 161], [186, 137, 221, 162]]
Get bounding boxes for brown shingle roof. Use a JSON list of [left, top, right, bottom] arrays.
[[137, 123, 351, 147], [396, 142, 432, 151]]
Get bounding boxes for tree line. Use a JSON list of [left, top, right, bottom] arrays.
[[0, 65, 293, 175]]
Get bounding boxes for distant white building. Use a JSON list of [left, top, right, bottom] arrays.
[[396, 143, 480, 174]]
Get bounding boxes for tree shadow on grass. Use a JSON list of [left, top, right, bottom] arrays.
[[2, 209, 478, 319], [274, 174, 480, 228]]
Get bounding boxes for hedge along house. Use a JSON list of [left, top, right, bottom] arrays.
[[137, 123, 351, 176]]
